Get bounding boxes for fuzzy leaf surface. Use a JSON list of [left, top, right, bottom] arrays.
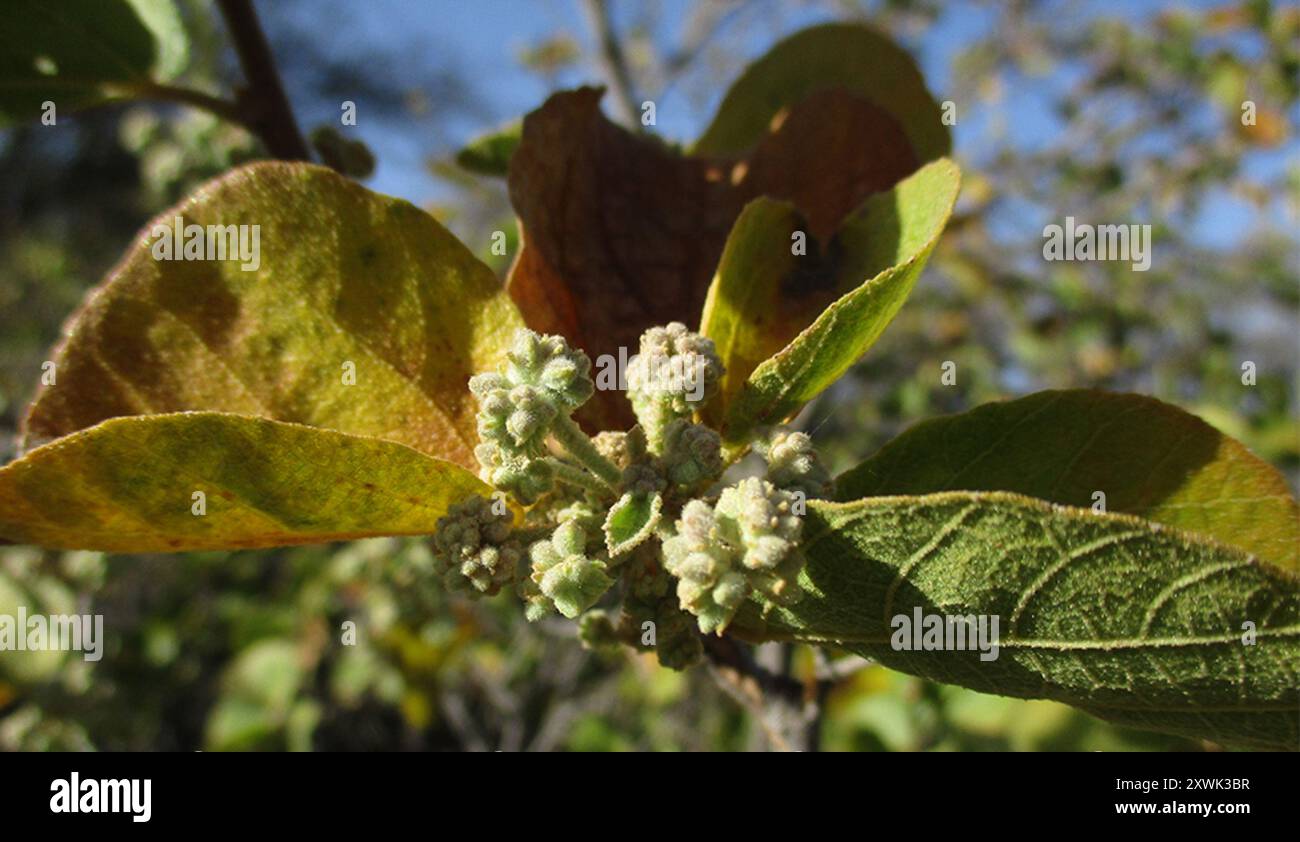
[[737, 493, 1300, 750]]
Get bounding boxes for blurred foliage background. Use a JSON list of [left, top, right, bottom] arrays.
[[0, 0, 1296, 751]]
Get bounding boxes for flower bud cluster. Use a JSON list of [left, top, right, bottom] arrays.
[[662, 478, 806, 633], [430, 495, 523, 596], [434, 324, 831, 671], [626, 322, 723, 450]]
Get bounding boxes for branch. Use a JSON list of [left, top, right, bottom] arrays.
[[109, 81, 250, 129], [579, 0, 639, 127], [702, 635, 825, 752], [215, 0, 310, 160]]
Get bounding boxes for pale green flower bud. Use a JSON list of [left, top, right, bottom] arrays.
[[591, 426, 647, 471], [621, 462, 667, 497], [650, 602, 704, 670], [504, 329, 594, 412], [472, 382, 556, 455], [662, 500, 741, 634], [475, 442, 554, 505], [528, 522, 614, 618], [662, 478, 807, 633], [617, 550, 703, 671], [755, 427, 833, 498], [627, 323, 723, 449], [715, 478, 802, 562], [430, 495, 524, 596], [715, 477, 806, 604], [660, 419, 723, 489], [577, 609, 623, 653]]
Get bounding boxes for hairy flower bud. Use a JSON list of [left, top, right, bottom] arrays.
[[577, 609, 623, 653], [626, 323, 723, 449], [755, 427, 833, 498], [650, 602, 704, 670], [475, 442, 554, 505], [619, 548, 703, 670], [662, 478, 806, 633], [471, 382, 556, 455], [591, 426, 647, 471], [660, 419, 723, 489], [528, 521, 614, 619], [504, 329, 594, 412], [662, 500, 746, 633], [716, 477, 805, 580], [430, 495, 523, 596]]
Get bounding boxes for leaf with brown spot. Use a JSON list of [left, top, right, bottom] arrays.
[[705, 159, 962, 441], [506, 86, 926, 428], [22, 161, 525, 469]]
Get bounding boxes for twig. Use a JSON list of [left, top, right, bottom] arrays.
[[702, 635, 824, 752], [215, 0, 310, 160], [815, 651, 874, 683], [579, 0, 639, 127], [106, 80, 250, 128]]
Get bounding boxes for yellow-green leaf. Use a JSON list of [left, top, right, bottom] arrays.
[[0, 412, 496, 553], [710, 158, 960, 442], [738, 493, 1300, 750], [21, 161, 524, 469], [835, 390, 1300, 571], [693, 22, 950, 162]]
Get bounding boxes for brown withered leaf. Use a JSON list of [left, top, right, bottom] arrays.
[[506, 87, 918, 429]]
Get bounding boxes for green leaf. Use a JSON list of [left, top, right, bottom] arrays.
[[454, 120, 521, 177], [603, 491, 663, 557], [0, 412, 497, 553], [0, 571, 70, 682], [205, 638, 304, 751], [738, 493, 1300, 750], [0, 0, 189, 124], [692, 22, 950, 162], [21, 161, 525, 470], [835, 390, 1300, 571], [711, 158, 960, 443]]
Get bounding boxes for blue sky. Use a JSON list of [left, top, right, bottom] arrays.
[[261, 0, 1295, 251]]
